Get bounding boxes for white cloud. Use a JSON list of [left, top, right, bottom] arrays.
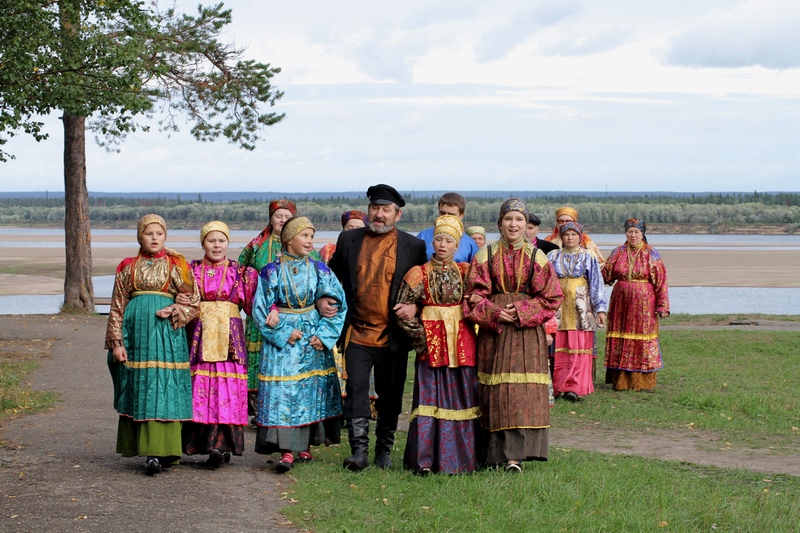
[[664, 0, 800, 69]]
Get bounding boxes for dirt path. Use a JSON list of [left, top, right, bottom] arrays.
[[0, 315, 294, 533], [1, 315, 798, 532]]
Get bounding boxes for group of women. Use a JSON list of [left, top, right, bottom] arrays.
[[106, 202, 345, 475], [105, 197, 669, 476]]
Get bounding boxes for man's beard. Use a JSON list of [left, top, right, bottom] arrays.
[[369, 221, 394, 234]]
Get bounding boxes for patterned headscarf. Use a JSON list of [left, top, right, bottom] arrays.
[[556, 206, 579, 222], [200, 220, 230, 244], [559, 221, 584, 238], [137, 214, 167, 246], [497, 198, 530, 226], [281, 216, 315, 246], [341, 210, 368, 228], [433, 214, 463, 245], [625, 218, 646, 234], [269, 199, 297, 219], [466, 225, 486, 238]]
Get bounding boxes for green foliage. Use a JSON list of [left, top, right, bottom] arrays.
[[2, 192, 800, 230], [0, 0, 284, 161]]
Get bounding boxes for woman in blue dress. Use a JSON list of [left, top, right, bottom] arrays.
[[252, 216, 347, 473]]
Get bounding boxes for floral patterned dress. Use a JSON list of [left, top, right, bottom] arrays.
[[602, 243, 669, 390], [463, 240, 563, 465]]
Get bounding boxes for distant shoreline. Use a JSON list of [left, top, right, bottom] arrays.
[[1, 222, 797, 235]]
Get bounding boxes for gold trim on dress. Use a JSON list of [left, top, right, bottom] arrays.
[[409, 405, 481, 422], [247, 341, 263, 352], [478, 371, 551, 386], [125, 361, 189, 370], [131, 291, 174, 299], [485, 424, 550, 432], [606, 331, 659, 341], [276, 305, 315, 314], [258, 367, 337, 382], [191, 369, 247, 380], [554, 348, 593, 355]]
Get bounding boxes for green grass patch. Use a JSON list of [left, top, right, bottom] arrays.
[[278, 323, 800, 531], [557, 329, 800, 449], [665, 314, 800, 326], [283, 444, 800, 532], [0, 339, 57, 424]]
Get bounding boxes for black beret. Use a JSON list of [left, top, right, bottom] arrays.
[[366, 184, 405, 208]]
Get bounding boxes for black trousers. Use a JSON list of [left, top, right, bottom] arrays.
[[343, 342, 409, 420]]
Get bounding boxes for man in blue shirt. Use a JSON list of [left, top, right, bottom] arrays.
[[417, 192, 478, 263]]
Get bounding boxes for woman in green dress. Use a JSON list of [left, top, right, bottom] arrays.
[[106, 214, 200, 475]]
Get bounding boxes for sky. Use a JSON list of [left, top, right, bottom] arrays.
[[3, 0, 800, 194]]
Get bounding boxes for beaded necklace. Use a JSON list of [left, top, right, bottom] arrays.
[[559, 247, 583, 278], [200, 257, 229, 300], [626, 242, 644, 281], [279, 255, 312, 309], [498, 240, 526, 294], [427, 258, 462, 304]]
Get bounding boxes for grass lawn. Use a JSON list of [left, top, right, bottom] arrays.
[[279, 317, 800, 532], [0, 338, 57, 426]]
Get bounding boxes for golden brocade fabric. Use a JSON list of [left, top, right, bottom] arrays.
[[199, 301, 240, 362], [396, 261, 476, 368], [105, 253, 200, 350], [409, 405, 481, 422], [558, 277, 588, 330], [477, 371, 551, 386]]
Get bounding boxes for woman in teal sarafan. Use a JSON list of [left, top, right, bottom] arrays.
[[252, 216, 347, 473], [105, 214, 201, 475]]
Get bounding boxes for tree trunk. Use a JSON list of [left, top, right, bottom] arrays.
[[62, 112, 94, 313]]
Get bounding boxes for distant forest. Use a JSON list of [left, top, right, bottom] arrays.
[[1, 191, 799, 233]]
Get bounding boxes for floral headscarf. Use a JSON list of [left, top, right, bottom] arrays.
[[341, 210, 368, 228]]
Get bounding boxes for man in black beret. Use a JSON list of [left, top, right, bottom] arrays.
[[329, 184, 427, 471]]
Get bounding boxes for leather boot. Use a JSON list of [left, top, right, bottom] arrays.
[[374, 416, 398, 469], [343, 417, 370, 471]]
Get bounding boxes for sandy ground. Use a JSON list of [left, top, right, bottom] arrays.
[[1, 239, 799, 295]]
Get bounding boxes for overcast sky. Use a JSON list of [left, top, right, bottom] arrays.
[[3, 0, 800, 193]]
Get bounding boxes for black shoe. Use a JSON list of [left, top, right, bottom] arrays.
[[206, 449, 224, 469], [145, 457, 162, 476], [275, 453, 294, 473], [343, 417, 370, 471], [343, 452, 369, 471], [374, 450, 393, 469], [222, 451, 231, 464], [374, 416, 398, 469], [564, 391, 579, 402]]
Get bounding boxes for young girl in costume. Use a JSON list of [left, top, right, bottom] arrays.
[[105, 214, 200, 475], [179, 221, 259, 467], [396, 215, 479, 474], [252, 216, 347, 472]]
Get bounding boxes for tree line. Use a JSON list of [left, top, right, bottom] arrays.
[[1, 193, 799, 232]]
